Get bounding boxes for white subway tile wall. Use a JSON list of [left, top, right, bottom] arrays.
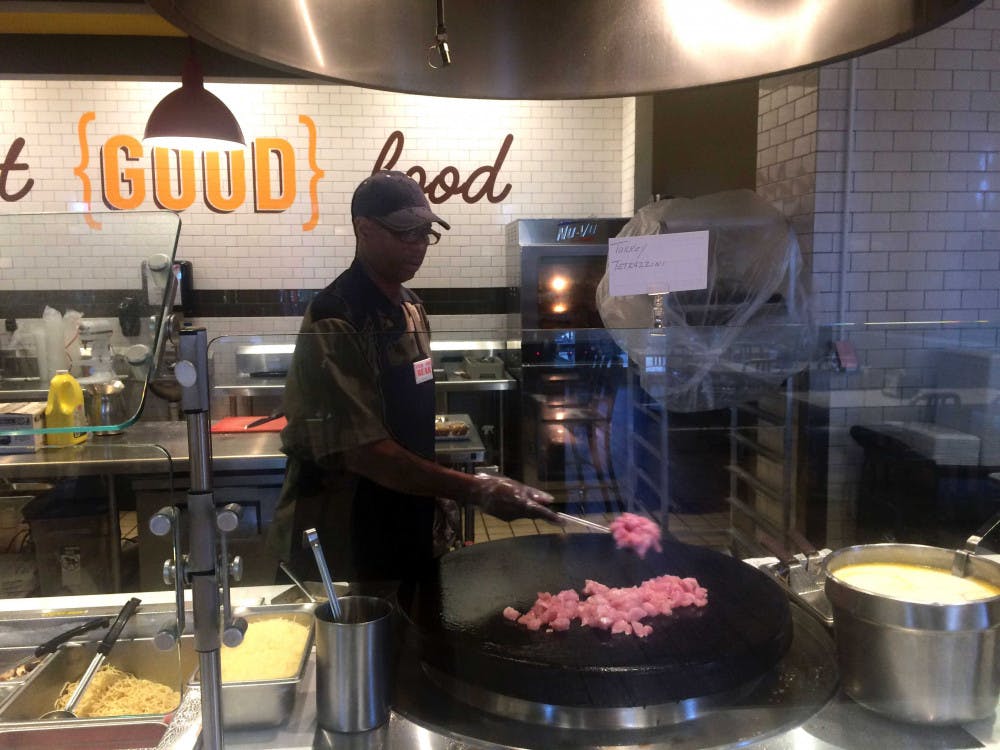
[[620, 98, 637, 216], [0, 81, 628, 291], [758, 0, 1000, 546], [807, 1, 1000, 331]]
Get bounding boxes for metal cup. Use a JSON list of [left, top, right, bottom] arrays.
[[314, 596, 393, 732]]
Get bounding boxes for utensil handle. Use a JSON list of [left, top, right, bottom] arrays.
[[965, 510, 1000, 554], [244, 410, 284, 429], [64, 653, 106, 712], [33, 616, 111, 658], [304, 529, 342, 620], [555, 512, 611, 533], [98, 597, 141, 655], [278, 561, 317, 603]]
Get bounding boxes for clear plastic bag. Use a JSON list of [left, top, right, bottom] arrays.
[[596, 190, 817, 412]]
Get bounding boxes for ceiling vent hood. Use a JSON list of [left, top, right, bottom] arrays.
[[147, 0, 980, 99]]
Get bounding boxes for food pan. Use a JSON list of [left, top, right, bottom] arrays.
[[0, 647, 52, 687], [0, 637, 186, 723], [825, 542, 1000, 724], [188, 603, 315, 730], [0, 720, 168, 750]]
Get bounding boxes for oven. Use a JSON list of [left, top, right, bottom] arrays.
[[511, 218, 628, 366], [506, 218, 731, 518], [506, 219, 632, 508]]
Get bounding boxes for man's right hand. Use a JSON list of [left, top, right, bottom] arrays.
[[468, 472, 563, 524]]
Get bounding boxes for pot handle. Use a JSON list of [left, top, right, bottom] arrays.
[[953, 511, 1000, 576]]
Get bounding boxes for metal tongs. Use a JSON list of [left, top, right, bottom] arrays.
[[304, 528, 343, 621], [555, 512, 611, 533], [0, 616, 110, 682], [41, 597, 141, 719]]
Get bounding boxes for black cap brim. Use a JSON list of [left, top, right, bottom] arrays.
[[377, 206, 451, 232]]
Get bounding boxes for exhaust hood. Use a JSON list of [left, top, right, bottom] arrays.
[[146, 0, 981, 99]]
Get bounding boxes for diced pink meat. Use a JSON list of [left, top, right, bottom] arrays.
[[608, 513, 663, 559], [503, 572, 708, 639]]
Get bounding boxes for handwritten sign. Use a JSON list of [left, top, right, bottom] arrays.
[[607, 230, 709, 296]]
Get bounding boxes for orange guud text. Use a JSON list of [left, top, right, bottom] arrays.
[[99, 136, 296, 214]]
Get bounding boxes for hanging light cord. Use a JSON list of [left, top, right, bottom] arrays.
[[429, 0, 451, 68]]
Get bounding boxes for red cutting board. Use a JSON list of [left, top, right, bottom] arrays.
[[211, 416, 288, 434]]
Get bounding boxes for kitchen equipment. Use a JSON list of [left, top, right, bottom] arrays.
[[148, 0, 976, 100], [462, 354, 505, 380], [0, 616, 110, 683], [210, 415, 287, 434], [235, 343, 294, 378], [314, 595, 393, 732], [279, 561, 317, 603], [398, 534, 792, 725], [77, 318, 115, 381], [84, 379, 127, 434], [823, 541, 1000, 724], [40, 596, 140, 719], [304, 528, 342, 621], [554, 511, 610, 533], [243, 410, 284, 430], [188, 605, 315, 730]]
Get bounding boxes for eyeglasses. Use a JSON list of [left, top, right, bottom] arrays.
[[373, 220, 441, 245]]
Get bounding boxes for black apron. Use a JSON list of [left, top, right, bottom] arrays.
[[344, 322, 437, 581]]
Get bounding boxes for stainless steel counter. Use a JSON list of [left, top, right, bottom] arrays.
[[226, 611, 1000, 750], [214, 375, 516, 399], [0, 420, 285, 479], [0, 589, 998, 750]]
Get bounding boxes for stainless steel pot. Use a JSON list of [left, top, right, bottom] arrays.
[[823, 542, 1000, 724], [84, 380, 127, 434]]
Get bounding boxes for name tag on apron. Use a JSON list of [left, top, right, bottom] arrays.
[[413, 357, 434, 384]]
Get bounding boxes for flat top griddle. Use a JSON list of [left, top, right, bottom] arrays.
[[398, 534, 792, 706]]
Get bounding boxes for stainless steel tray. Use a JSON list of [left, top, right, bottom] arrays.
[[189, 602, 315, 730], [0, 648, 52, 688], [0, 718, 168, 749], [0, 637, 186, 724]]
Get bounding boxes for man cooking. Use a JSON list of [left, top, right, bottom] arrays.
[[269, 170, 561, 583]]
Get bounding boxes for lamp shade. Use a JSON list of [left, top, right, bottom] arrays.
[[144, 56, 245, 151]]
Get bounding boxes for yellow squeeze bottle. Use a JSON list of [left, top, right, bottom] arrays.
[[45, 369, 88, 445]]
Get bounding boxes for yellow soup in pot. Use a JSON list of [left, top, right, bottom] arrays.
[[833, 562, 1000, 604]]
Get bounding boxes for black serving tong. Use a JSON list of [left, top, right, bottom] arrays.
[[0, 616, 111, 682]]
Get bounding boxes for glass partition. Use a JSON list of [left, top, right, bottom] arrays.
[[204, 320, 1000, 561], [0, 441, 176, 598], [0, 210, 181, 440], [3, 315, 999, 596], [0, 320, 997, 747]]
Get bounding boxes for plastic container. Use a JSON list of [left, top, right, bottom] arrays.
[[44, 370, 88, 446]]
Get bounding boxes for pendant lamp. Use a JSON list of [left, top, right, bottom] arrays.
[[144, 42, 245, 152]]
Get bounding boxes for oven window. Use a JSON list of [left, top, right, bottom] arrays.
[[537, 255, 607, 329]]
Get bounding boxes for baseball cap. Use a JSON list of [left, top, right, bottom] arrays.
[[351, 170, 451, 231]]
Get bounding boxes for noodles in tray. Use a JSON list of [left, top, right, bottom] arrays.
[[54, 664, 179, 717], [220, 617, 311, 682]]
